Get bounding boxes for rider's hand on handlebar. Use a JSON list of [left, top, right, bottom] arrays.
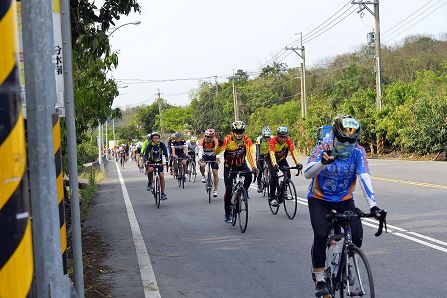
[[296, 163, 303, 171], [370, 206, 383, 220]]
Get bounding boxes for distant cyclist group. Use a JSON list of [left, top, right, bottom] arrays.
[[115, 114, 387, 297]]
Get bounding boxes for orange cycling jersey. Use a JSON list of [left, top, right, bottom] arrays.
[[215, 135, 255, 168], [198, 137, 218, 152], [269, 136, 299, 165]]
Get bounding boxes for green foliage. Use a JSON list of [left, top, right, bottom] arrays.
[[161, 106, 192, 132]]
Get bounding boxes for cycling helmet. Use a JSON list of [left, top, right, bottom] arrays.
[[231, 121, 246, 132], [332, 115, 361, 143], [151, 131, 161, 139], [174, 132, 182, 139], [204, 128, 215, 137], [276, 126, 289, 137], [261, 126, 272, 138], [190, 136, 198, 142], [146, 133, 151, 139]]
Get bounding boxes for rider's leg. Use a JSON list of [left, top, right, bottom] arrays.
[[241, 164, 253, 191], [147, 167, 154, 189], [160, 172, 166, 193], [182, 159, 188, 174], [267, 160, 278, 199], [256, 158, 263, 190], [223, 167, 235, 219]]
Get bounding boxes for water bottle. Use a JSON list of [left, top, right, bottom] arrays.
[[327, 240, 341, 274]]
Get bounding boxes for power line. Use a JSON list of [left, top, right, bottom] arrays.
[[383, 0, 447, 43], [382, 0, 435, 36], [302, 6, 358, 45]]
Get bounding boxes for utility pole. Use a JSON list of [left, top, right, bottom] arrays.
[[156, 89, 163, 133], [22, 0, 71, 296], [352, 0, 382, 110], [214, 75, 219, 95], [0, 1, 34, 297], [232, 70, 239, 121], [105, 120, 108, 159], [60, 0, 85, 293], [286, 32, 307, 118], [113, 118, 116, 146]]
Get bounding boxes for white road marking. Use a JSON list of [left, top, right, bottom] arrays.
[[218, 175, 447, 253], [115, 162, 161, 298]]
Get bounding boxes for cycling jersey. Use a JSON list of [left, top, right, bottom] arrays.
[[304, 144, 376, 208], [144, 142, 168, 163], [269, 136, 299, 165], [256, 136, 270, 158], [198, 137, 218, 153], [215, 135, 255, 168], [171, 139, 187, 156], [187, 141, 198, 155], [141, 139, 149, 155]]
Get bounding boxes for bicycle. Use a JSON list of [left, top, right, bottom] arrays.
[[229, 169, 252, 233], [259, 158, 270, 197], [187, 155, 197, 183], [175, 157, 186, 189], [147, 162, 164, 208], [119, 152, 125, 169], [204, 160, 214, 204], [318, 208, 387, 298], [268, 166, 300, 219]]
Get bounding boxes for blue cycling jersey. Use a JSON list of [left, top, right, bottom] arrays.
[[305, 144, 375, 206]]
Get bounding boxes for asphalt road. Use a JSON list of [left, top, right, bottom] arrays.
[[94, 156, 447, 297]]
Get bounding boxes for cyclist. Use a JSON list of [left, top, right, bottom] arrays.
[[268, 126, 303, 207], [303, 115, 383, 297], [144, 132, 169, 200], [167, 133, 175, 175], [198, 128, 220, 197], [215, 121, 256, 223], [255, 126, 272, 193], [171, 132, 188, 179], [187, 136, 199, 175]]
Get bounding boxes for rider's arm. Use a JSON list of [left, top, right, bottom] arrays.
[[161, 142, 169, 162], [287, 138, 300, 165], [269, 137, 277, 166], [355, 146, 377, 209], [214, 136, 229, 155], [255, 137, 261, 159], [244, 136, 256, 169], [303, 146, 327, 179]]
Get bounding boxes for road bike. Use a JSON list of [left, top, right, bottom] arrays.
[[229, 169, 252, 233], [147, 162, 164, 209], [175, 157, 186, 189], [204, 160, 214, 204], [119, 152, 126, 169], [187, 155, 197, 183], [268, 166, 300, 219], [317, 208, 387, 298], [258, 158, 270, 197]]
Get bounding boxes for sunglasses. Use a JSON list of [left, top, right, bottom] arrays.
[[233, 129, 245, 134], [335, 135, 357, 144], [278, 135, 288, 139]]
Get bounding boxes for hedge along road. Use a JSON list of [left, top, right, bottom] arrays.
[[108, 155, 447, 297]]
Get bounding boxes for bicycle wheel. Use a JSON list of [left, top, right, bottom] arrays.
[[188, 161, 193, 182], [268, 196, 279, 215], [154, 175, 161, 208], [182, 166, 185, 189], [340, 246, 375, 298], [192, 162, 197, 183], [283, 180, 298, 219], [207, 170, 212, 203], [263, 168, 270, 197], [238, 188, 248, 233], [231, 191, 237, 226], [178, 165, 182, 188]]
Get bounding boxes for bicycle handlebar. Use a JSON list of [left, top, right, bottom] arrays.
[[326, 208, 388, 237], [278, 165, 302, 176]]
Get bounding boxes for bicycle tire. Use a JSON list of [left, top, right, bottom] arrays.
[[178, 164, 182, 188], [231, 190, 237, 226], [238, 187, 248, 233], [154, 175, 161, 208], [339, 246, 374, 298], [268, 197, 279, 215], [192, 162, 197, 183], [283, 179, 298, 219], [188, 161, 192, 182], [207, 169, 212, 203], [182, 167, 185, 189]]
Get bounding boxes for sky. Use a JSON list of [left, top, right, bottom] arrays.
[[108, 0, 447, 109]]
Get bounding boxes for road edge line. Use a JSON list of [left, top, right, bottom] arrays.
[[115, 162, 162, 298]]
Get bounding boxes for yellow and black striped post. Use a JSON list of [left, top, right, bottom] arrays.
[[0, 0, 34, 296], [53, 113, 68, 274]]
